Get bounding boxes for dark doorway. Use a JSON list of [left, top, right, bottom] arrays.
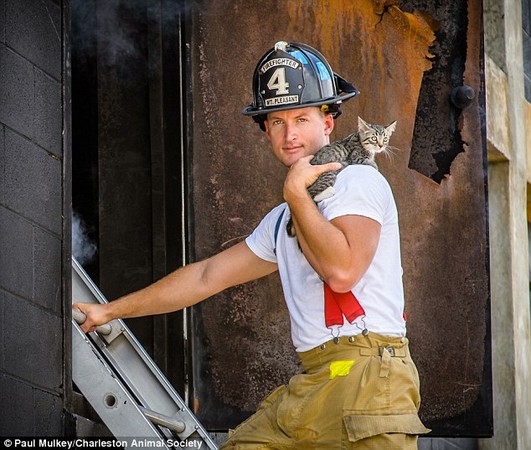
[[71, 0, 188, 392]]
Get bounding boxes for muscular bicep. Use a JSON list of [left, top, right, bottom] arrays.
[[329, 214, 381, 290], [201, 240, 278, 294]]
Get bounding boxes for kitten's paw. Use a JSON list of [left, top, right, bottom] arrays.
[[313, 187, 335, 202]]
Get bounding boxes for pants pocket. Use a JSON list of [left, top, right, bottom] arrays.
[[343, 412, 431, 443]]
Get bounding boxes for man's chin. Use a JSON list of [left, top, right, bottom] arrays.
[[283, 153, 302, 167]]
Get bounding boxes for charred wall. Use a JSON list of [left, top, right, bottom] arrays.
[[189, 0, 491, 436]]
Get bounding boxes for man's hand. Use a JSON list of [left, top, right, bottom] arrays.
[[283, 155, 341, 202], [73, 302, 113, 333]]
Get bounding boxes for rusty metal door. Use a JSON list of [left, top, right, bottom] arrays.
[[189, 0, 491, 436]]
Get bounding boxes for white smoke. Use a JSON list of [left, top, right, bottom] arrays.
[[72, 0, 187, 69], [72, 213, 97, 266]]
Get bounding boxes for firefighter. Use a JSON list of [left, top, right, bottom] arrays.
[[75, 41, 430, 449]]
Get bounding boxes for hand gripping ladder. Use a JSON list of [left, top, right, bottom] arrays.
[[71, 258, 218, 449]]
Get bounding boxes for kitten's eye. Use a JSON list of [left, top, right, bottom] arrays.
[[370, 136, 377, 142]]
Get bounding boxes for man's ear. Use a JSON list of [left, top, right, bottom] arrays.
[[324, 113, 335, 136], [263, 119, 271, 139]]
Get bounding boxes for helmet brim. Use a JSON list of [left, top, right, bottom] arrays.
[[242, 90, 359, 116]]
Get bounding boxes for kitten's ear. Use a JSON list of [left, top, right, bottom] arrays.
[[358, 116, 371, 131], [386, 120, 397, 134]]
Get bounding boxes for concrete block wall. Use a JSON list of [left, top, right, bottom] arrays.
[[0, 0, 66, 436]]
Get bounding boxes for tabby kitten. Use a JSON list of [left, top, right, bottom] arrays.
[[308, 116, 396, 202], [286, 116, 396, 237]]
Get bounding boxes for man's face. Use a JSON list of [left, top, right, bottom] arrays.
[[264, 107, 334, 167]]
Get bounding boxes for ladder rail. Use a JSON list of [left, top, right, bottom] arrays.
[[72, 320, 170, 444], [72, 262, 186, 424], [71, 258, 217, 449]]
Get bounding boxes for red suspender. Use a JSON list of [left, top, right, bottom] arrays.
[[324, 282, 366, 328]]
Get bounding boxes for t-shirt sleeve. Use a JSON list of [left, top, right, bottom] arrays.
[[319, 166, 391, 225], [245, 204, 286, 263]]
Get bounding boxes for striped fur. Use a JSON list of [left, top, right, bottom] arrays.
[[308, 117, 396, 202]]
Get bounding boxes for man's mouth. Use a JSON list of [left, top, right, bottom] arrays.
[[284, 145, 302, 154]]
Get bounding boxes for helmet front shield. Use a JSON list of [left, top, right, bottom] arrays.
[[243, 41, 359, 118]]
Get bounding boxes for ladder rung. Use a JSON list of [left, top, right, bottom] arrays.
[[140, 406, 186, 434]]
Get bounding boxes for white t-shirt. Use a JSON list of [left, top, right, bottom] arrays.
[[245, 165, 406, 352]]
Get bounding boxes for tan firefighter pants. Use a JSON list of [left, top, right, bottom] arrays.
[[220, 332, 430, 449]]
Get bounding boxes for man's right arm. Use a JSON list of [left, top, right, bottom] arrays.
[[73, 240, 277, 333]]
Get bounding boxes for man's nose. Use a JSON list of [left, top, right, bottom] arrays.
[[285, 124, 297, 140]]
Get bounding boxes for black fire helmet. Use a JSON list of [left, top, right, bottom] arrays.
[[242, 41, 359, 131]]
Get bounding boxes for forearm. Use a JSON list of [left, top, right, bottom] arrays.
[[105, 261, 212, 321], [74, 241, 278, 332], [73, 260, 214, 331], [288, 193, 355, 288], [283, 157, 359, 289]]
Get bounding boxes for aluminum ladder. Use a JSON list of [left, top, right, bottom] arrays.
[[71, 257, 218, 449]]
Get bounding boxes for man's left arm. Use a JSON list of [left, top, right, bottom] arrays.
[[284, 156, 381, 292]]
